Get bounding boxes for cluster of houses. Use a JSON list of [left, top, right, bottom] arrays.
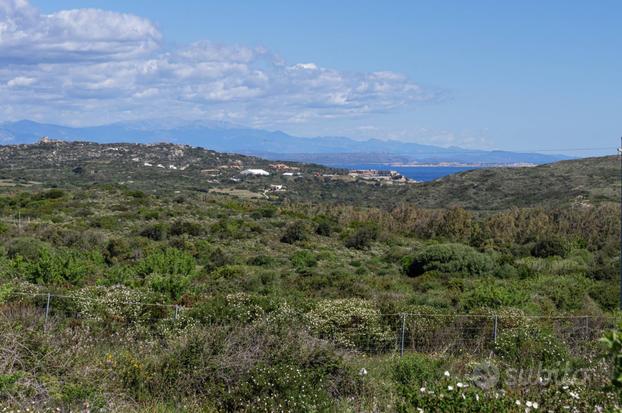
[[238, 163, 302, 178], [347, 169, 408, 182]]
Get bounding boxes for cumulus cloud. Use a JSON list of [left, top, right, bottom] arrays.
[[0, 0, 161, 62], [0, 0, 435, 126]]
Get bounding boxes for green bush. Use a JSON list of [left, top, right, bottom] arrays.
[[290, 250, 317, 275], [170, 220, 204, 237], [7, 237, 49, 260], [114, 322, 352, 411], [344, 223, 378, 250], [460, 280, 529, 310], [280, 221, 307, 244], [133, 248, 196, 278], [314, 216, 335, 237], [601, 329, 622, 394], [531, 236, 570, 258], [39, 189, 65, 200], [147, 273, 190, 301], [17, 247, 103, 285], [305, 298, 393, 351], [494, 324, 568, 368], [140, 223, 169, 241], [405, 243, 496, 277], [393, 353, 445, 387]]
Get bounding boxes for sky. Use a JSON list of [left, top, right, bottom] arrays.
[[0, 0, 620, 154]]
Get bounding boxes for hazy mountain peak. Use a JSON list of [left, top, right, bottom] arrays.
[[0, 119, 570, 165]]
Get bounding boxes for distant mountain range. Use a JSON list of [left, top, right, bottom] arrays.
[[0, 119, 570, 165]]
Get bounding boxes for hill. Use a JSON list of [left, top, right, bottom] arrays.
[[0, 140, 616, 211], [0, 119, 570, 165], [406, 155, 620, 210]]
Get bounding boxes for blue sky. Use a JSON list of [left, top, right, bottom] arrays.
[[3, 0, 621, 154]]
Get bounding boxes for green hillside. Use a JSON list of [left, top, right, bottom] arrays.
[[0, 141, 620, 411], [0, 140, 618, 212], [408, 156, 620, 210]]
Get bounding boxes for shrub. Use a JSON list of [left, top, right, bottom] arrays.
[[127, 190, 146, 199], [7, 237, 49, 260], [291, 250, 317, 275], [344, 223, 378, 250], [113, 322, 353, 411], [601, 329, 622, 394], [393, 353, 445, 387], [405, 243, 496, 277], [169, 220, 204, 237], [147, 273, 190, 301], [531, 236, 570, 258], [247, 255, 274, 266], [460, 280, 529, 310], [314, 216, 335, 237], [17, 247, 103, 286], [397, 373, 516, 412], [140, 223, 168, 241], [134, 248, 196, 278], [71, 285, 158, 327], [494, 324, 568, 368], [103, 238, 131, 264], [251, 205, 277, 219], [280, 221, 307, 244], [203, 247, 233, 270], [305, 298, 393, 351], [40, 189, 65, 199]]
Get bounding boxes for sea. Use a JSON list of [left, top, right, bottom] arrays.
[[330, 164, 480, 182]]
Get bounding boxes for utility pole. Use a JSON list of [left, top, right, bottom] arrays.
[[619, 137, 622, 310]]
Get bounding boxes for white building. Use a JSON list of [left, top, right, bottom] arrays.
[[241, 169, 270, 176]]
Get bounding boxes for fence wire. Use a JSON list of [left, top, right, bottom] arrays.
[[0, 291, 618, 358]]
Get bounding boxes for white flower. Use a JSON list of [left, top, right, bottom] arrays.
[[569, 391, 579, 399], [475, 394, 480, 402], [516, 400, 522, 406], [419, 387, 426, 393], [526, 401, 533, 407], [417, 409, 424, 413], [359, 368, 367, 376], [532, 402, 539, 409], [447, 385, 454, 391], [444, 371, 450, 377], [457, 382, 466, 388]]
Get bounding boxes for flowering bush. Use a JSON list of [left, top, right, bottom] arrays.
[[494, 324, 568, 368], [396, 368, 616, 412], [305, 298, 393, 351], [71, 285, 157, 327]]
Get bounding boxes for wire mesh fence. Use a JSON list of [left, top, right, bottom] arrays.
[[325, 313, 618, 357], [1, 291, 618, 359]]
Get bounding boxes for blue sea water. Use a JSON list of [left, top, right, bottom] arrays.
[[331, 164, 480, 182]]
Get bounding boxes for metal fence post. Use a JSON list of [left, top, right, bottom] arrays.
[[493, 315, 498, 344], [174, 305, 179, 321], [584, 316, 589, 339], [44, 293, 51, 332], [400, 313, 406, 357]]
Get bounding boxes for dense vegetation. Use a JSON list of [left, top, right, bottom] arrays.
[[1, 141, 621, 411]]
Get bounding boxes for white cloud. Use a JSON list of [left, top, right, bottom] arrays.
[[0, 0, 161, 62], [0, 0, 436, 127], [6, 75, 34, 87]]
